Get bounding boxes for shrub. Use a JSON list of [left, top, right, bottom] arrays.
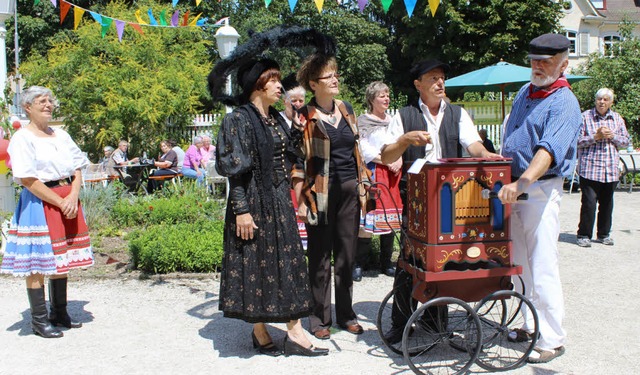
[[129, 220, 224, 274], [79, 182, 126, 229]]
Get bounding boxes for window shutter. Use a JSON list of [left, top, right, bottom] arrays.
[[579, 32, 590, 56]]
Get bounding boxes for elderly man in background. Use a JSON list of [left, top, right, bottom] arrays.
[[498, 33, 582, 364], [576, 88, 629, 247]]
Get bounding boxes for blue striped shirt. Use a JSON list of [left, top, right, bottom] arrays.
[[502, 84, 582, 178]]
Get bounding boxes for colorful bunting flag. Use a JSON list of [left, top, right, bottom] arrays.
[[50, 0, 57, 7], [381, 0, 392, 13], [135, 9, 148, 25], [188, 13, 202, 26], [182, 10, 190, 26], [34, 0, 41, 6], [73, 7, 84, 30], [172, 0, 179, 7], [116, 20, 126, 42], [101, 17, 113, 38], [89, 11, 101, 24], [213, 17, 228, 26], [357, 0, 367, 13], [428, 0, 440, 16], [196, 17, 208, 26], [196, 0, 202, 5], [265, 0, 272, 7], [171, 10, 180, 27], [129, 23, 144, 35], [147, 9, 158, 26], [288, 0, 298, 12], [159, 10, 167, 26], [404, 0, 417, 17], [314, 0, 324, 13], [60, 0, 71, 24]]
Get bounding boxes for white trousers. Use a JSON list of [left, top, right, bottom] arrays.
[[512, 177, 566, 350]]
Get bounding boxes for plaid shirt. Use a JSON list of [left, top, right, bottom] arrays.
[[577, 108, 630, 183]]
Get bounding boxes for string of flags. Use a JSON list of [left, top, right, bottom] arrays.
[[36, 0, 443, 43]]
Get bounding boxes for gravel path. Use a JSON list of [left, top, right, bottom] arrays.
[[1, 189, 639, 375]]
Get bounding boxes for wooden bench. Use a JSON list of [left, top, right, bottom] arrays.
[[147, 173, 183, 190]]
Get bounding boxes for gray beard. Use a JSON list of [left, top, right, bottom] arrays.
[[530, 73, 556, 88]]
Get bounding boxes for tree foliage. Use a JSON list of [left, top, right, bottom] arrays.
[[19, 0, 211, 160], [572, 21, 640, 143]]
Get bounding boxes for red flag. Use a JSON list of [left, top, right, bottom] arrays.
[[182, 10, 190, 26], [129, 23, 144, 35], [60, 0, 72, 24]]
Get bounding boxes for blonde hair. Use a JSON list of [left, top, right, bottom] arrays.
[[364, 81, 389, 113]]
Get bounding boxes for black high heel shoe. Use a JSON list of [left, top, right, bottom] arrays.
[[283, 335, 329, 357], [252, 331, 282, 357]]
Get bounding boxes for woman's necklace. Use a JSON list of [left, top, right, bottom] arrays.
[[315, 101, 337, 125]]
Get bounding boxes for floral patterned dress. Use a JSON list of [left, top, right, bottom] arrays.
[[215, 104, 312, 323]]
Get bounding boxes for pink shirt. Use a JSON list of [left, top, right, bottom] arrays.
[[183, 145, 203, 169], [200, 145, 215, 164]]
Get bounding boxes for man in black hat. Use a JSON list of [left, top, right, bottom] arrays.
[[375, 59, 499, 344], [497, 33, 582, 363]]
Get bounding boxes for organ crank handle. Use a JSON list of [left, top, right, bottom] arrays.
[[481, 189, 529, 201]]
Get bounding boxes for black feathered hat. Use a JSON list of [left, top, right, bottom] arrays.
[[208, 26, 336, 106], [280, 73, 301, 92], [236, 58, 280, 104]]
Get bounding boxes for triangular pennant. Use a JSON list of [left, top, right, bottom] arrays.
[[188, 13, 202, 26], [50, 0, 56, 7], [147, 9, 158, 26], [287, 0, 298, 12], [159, 10, 167, 26], [264, 0, 272, 7], [213, 17, 228, 26], [73, 7, 85, 30], [135, 10, 148, 25], [172, 0, 179, 6], [129, 23, 144, 35], [357, 0, 367, 12], [34, 0, 41, 6], [89, 11, 102, 24], [101, 17, 113, 38], [182, 10, 190, 26], [115, 20, 126, 42], [196, 17, 208, 26], [381, 0, 392, 13], [404, 0, 417, 17], [428, 0, 439, 16], [314, 0, 324, 13], [171, 10, 180, 27], [196, 0, 202, 5], [60, 1, 71, 24]]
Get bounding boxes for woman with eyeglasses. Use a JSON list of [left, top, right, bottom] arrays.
[[0, 86, 93, 338], [147, 140, 179, 193], [293, 53, 371, 340]]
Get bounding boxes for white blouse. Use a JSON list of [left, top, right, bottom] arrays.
[[8, 127, 89, 185]]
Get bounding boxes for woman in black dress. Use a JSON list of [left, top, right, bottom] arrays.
[[215, 59, 327, 357]]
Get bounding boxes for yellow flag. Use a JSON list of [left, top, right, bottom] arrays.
[[73, 7, 85, 30], [188, 13, 202, 26], [428, 0, 439, 16], [135, 9, 149, 25], [314, 0, 324, 13], [196, 0, 202, 5]]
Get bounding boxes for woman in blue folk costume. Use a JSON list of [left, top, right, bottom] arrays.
[[1, 86, 93, 338]]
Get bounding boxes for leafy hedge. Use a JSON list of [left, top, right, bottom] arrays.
[[112, 193, 224, 227], [129, 220, 224, 274]]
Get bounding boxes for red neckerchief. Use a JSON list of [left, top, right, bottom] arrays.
[[527, 75, 571, 99]]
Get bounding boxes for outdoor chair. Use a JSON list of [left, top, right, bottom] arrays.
[[206, 161, 229, 199], [82, 163, 110, 188], [619, 152, 639, 193]]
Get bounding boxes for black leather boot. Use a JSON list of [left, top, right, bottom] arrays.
[[27, 287, 63, 338], [379, 233, 396, 276], [49, 278, 82, 329]]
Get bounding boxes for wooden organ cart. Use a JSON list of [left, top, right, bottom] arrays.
[[376, 158, 539, 375]]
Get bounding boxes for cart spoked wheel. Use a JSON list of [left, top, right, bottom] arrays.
[[473, 290, 539, 371], [402, 297, 482, 375], [377, 269, 421, 355]]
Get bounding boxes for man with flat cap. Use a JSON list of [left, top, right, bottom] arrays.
[[497, 33, 582, 363], [373, 59, 499, 344]]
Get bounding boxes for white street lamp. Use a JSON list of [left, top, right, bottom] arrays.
[[0, 0, 16, 107], [214, 19, 239, 114]]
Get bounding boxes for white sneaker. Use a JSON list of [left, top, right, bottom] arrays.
[[596, 237, 614, 246], [576, 237, 591, 247]]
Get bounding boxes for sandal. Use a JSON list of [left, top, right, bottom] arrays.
[[508, 328, 534, 342], [527, 346, 565, 363]]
